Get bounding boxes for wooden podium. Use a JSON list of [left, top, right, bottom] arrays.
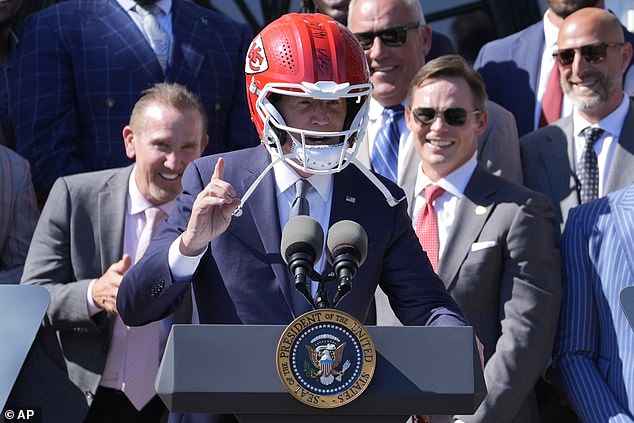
[[156, 324, 486, 422]]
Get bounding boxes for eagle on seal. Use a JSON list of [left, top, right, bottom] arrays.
[[307, 342, 346, 385]]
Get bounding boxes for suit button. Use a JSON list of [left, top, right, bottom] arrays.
[[105, 98, 115, 108], [214, 102, 221, 112], [102, 344, 108, 353]]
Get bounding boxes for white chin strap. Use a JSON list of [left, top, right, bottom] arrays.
[[231, 153, 405, 217]]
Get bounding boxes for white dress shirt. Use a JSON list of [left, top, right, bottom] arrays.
[[412, 155, 478, 261], [571, 95, 629, 197], [169, 160, 334, 298], [87, 166, 174, 389]]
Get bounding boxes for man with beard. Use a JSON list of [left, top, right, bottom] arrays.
[[521, 9, 634, 420], [521, 7, 634, 229], [475, 0, 634, 137]]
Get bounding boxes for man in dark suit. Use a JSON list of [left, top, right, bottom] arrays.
[[521, 7, 634, 230], [117, 14, 468, 423], [7, 83, 206, 423], [375, 55, 562, 423], [554, 183, 634, 421], [11, 0, 258, 197], [475, 0, 634, 137]]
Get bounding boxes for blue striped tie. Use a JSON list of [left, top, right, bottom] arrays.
[[371, 105, 404, 182]]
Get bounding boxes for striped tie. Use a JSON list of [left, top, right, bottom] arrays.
[[371, 105, 404, 183]]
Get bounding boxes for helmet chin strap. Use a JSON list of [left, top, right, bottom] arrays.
[[231, 152, 405, 217]]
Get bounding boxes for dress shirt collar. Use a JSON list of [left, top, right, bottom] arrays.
[[368, 96, 407, 122], [543, 9, 559, 52], [272, 158, 333, 202], [127, 165, 175, 217], [572, 95, 629, 137], [415, 153, 477, 199], [118, 0, 172, 14]]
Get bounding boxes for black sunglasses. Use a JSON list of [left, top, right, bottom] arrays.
[[354, 22, 423, 50], [410, 107, 481, 127], [553, 42, 625, 66]]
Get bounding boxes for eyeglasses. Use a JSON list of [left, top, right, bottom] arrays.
[[409, 107, 481, 127], [354, 22, 423, 50], [552, 42, 625, 65]]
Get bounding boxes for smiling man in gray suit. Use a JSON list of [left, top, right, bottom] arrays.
[[376, 55, 562, 423], [521, 7, 634, 230], [7, 83, 206, 423]]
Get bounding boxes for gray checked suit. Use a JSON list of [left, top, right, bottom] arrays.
[[520, 101, 634, 230], [377, 165, 562, 422], [7, 165, 190, 423]]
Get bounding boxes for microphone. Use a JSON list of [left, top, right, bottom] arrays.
[[326, 220, 368, 306], [280, 215, 324, 308]]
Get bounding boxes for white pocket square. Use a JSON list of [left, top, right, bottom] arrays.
[[471, 240, 497, 252]]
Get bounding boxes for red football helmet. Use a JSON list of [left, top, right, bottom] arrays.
[[244, 13, 372, 174]]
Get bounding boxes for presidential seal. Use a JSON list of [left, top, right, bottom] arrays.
[[276, 309, 376, 408]]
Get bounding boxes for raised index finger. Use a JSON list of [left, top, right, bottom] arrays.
[[212, 157, 225, 180]]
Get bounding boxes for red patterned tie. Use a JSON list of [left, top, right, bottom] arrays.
[[539, 62, 562, 127], [414, 185, 445, 271]]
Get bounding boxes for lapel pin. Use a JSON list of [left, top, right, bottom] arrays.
[[475, 205, 487, 215], [346, 196, 356, 204], [201, 17, 208, 25]]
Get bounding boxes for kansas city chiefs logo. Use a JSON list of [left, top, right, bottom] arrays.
[[245, 35, 268, 74]]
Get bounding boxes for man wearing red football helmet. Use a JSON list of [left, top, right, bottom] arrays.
[[117, 14, 468, 423]]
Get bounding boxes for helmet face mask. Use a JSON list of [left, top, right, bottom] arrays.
[[245, 13, 372, 174]]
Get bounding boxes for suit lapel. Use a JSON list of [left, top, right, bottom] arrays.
[[606, 102, 634, 193], [438, 166, 496, 290], [234, 148, 294, 310], [96, 1, 163, 85], [611, 187, 634, 278], [96, 166, 130, 332], [169, 1, 206, 81], [97, 166, 130, 272]]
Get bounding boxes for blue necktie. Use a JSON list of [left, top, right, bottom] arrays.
[[578, 127, 604, 203], [137, 4, 170, 74], [371, 105, 404, 183]]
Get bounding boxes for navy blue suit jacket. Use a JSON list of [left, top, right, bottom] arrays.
[[474, 21, 545, 137], [117, 146, 467, 422], [118, 146, 466, 327], [12, 0, 258, 193]]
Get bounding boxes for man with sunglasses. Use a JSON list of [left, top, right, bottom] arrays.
[[521, 7, 634, 230], [398, 54, 562, 423], [347, 0, 522, 192], [475, 0, 634, 137], [520, 8, 634, 422]]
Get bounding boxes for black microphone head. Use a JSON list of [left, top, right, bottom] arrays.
[[281, 215, 324, 265], [326, 220, 368, 265]]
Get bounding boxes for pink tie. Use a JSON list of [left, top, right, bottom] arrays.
[[121, 207, 166, 410], [539, 62, 562, 127], [414, 185, 445, 271]]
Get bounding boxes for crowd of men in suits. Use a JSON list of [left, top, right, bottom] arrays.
[[1, 0, 634, 422]]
